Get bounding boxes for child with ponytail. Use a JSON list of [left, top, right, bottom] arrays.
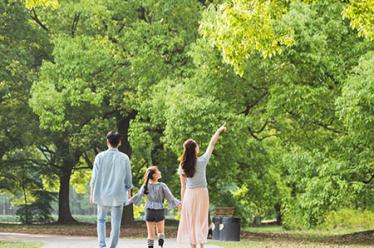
[[129, 166, 181, 248]]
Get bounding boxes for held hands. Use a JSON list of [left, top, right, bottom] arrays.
[[127, 191, 132, 205]]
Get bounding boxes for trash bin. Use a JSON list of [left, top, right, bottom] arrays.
[[212, 217, 222, 240], [219, 217, 240, 241]]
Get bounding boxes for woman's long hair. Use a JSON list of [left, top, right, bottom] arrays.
[[179, 139, 197, 178], [143, 166, 158, 195]]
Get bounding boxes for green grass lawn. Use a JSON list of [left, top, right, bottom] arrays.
[[242, 225, 373, 241], [243, 225, 371, 236], [0, 241, 41, 248], [210, 225, 374, 247], [0, 215, 19, 224], [210, 240, 373, 248]]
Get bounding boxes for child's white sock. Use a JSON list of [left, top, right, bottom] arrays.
[[158, 234, 165, 247]]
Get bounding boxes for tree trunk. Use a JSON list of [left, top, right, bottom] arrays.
[[274, 202, 282, 225], [21, 180, 31, 224], [117, 112, 134, 156], [116, 111, 137, 225], [56, 138, 78, 224], [57, 167, 76, 224]]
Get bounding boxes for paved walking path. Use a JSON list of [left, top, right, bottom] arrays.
[[0, 233, 223, 248]]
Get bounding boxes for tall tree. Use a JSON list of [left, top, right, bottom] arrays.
[[140, 0, 374, 227], [0, 0, 55, 222], [28, 0, 203, 223]]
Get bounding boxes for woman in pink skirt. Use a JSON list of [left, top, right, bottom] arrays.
[[177, 125, 226, 248]]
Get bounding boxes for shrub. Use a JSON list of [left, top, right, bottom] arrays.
[[322, 208, 374, 230], [16, 190, 56, 224]]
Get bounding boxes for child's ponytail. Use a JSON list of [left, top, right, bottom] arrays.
[[143, 166, 158, 195], [144, 172, 151, 195]]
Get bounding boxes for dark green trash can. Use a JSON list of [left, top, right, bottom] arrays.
[[219, 217, 240, 241], [212, 217, 222, 240]]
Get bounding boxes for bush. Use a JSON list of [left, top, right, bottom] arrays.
[[0, 215, 19, 223], [321, 208, 374, 230], [16, 190, 56, 224], [281, 199, 315, 230], [282, 207, 307, 230]]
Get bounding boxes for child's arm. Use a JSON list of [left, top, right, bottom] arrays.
[[130, 184, 145, 206], [162, 183, 181, 209]]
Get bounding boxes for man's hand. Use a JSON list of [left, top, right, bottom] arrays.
[[90, 194, 94, 208]]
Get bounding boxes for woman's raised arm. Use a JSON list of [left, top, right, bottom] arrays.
[[205, 124, 226, 156]]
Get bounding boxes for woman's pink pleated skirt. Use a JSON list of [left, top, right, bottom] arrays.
[[177, 187, 209, 245]]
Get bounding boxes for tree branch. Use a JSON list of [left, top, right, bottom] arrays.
[[30, 9, 49, 32], [248, 126, 262, 141], [82, 152, 93, 169], [108, 61, 130, 77], [37, 146, 52, 164], [363, 173, 374, 184], [248, 126, 278, 141], [254, 119, 269, 133], [241, 92, 268, 115], [4, 158, 61, 170], [72, 166, 92, 171], [248, 119, 277, 141], [71, 12, 81, 37], [118, 23, 125, 34], [314, 121, 343, 134], [94, 148, 101, 155], [287, 111, 344, 134]]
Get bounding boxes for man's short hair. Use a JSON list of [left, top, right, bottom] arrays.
[[106, 131, 121, 147]]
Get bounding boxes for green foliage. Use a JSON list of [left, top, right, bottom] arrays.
[[342, 0, 374, 40], [1, 147, 57, 224], [258, 0, 373, 228], [0, 215, 19, 223], [16, 190, 57, 224], [200, 0, 294, 75], [29, 35, 114, 132], [25, 0, 59, 10], [25, 0, 204, 222], [1, 0, 373, 230], [143, 36, 281, 224], [70, 169, 91, 194], [0, 0, 56, 222], [322, 209, 374, 230], [336, 51, 374, 147], [200, 0, 374, 75]]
